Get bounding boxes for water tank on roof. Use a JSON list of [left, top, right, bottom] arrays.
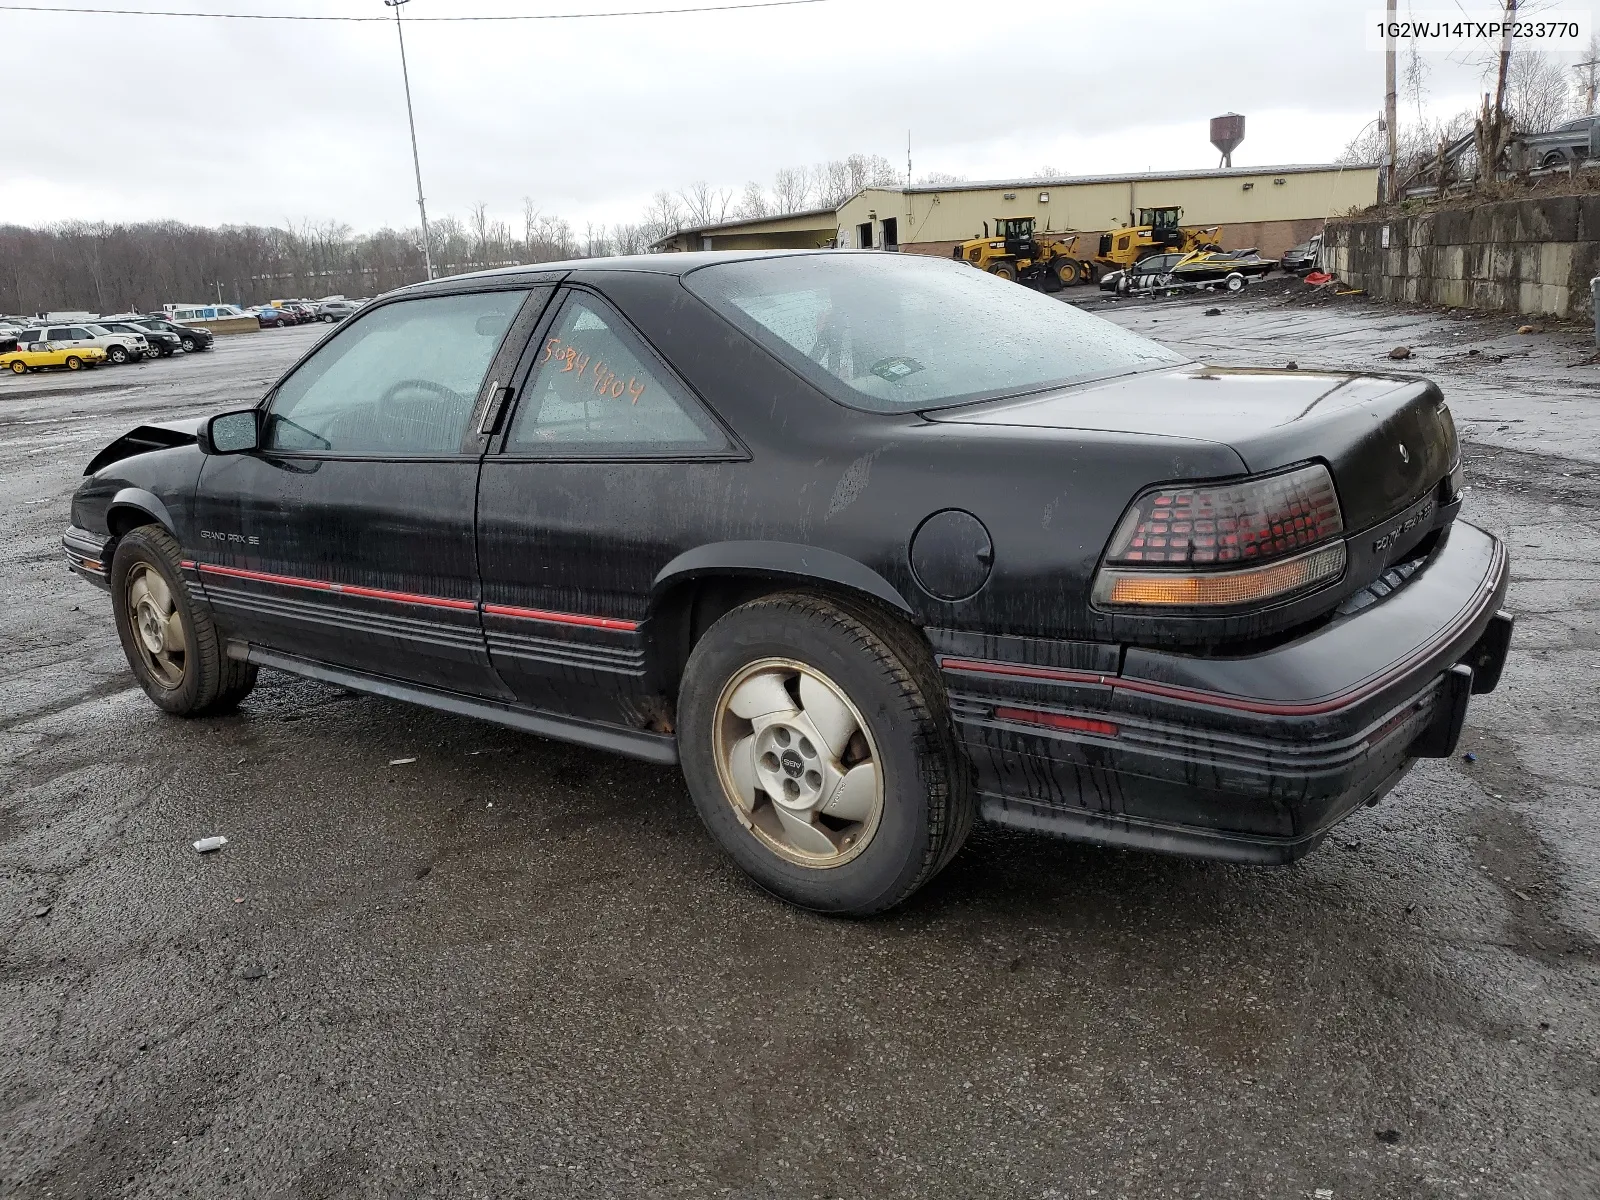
[[1211, 113, 1245, 168]]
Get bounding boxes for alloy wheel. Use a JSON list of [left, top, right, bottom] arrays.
[[125, 562, 188, 690], [712, 657, 884, 868]]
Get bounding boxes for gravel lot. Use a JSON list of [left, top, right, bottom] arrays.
[[2, 295, 1597, 1199]]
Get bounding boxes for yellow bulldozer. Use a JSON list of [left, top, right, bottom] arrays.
[[951, 216, 1093, 288], [1095, 206, 1222, 274]]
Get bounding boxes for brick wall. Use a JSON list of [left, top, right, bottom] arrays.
[[1324, 196, 1600, 318]]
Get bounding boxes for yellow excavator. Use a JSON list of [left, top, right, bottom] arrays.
[[951, 217, 1093, 288], [1095, 206, 1222, 274]]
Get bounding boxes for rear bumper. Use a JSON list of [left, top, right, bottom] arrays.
[[936, 521, 1512, 865]]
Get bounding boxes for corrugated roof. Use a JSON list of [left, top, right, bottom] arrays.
[[667, 206, 839, 238], [891, 163, 1377, 195]]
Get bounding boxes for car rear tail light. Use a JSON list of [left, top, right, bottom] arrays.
[[1093, 464, 1346, 611]]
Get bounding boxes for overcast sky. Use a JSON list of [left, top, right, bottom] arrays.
[[0, 0, 1556, 233]]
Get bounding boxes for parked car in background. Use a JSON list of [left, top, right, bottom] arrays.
[[1280, 235, 1321, 274], [278, 302, 319, 324], [253, 306, 296, 329], [97, 319, 182, 358], [14, 324, 148, 365], [3, 341, 105, 373], [1522, 114, 1600, 168], [315, 300, 361, 323], [64, 251, 1511, 915], [125, 315, 214, 353]]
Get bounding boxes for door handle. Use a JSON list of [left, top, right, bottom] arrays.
[[479, 382, 514, 435]]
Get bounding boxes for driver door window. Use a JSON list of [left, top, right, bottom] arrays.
[[265, 290, 527, 455]]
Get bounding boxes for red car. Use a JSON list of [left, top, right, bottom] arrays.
[[255, 307, 296, 329]]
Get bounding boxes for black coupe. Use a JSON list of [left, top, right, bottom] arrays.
[[64, 251, 1512, 914]]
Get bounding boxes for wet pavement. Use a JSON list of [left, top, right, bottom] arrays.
[[2, 302, 1597, 1199]]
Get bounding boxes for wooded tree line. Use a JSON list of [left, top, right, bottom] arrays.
[[1, 152, 911, 315]]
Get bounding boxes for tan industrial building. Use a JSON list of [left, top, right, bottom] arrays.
[[656, 164, 1377, 262]]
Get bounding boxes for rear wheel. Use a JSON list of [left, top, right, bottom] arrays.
[[65, 356, 82, 370], [1054, 257, 1081, 286], [111, 525, 257, 716], [678, 592, 972, 915], [9, 361, 25, 375], [988, 261, 1018, 282], [107, 344, 129, 364]]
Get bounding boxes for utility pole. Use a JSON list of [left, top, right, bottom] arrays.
[[1383, 0, 1398, 203], [385, 0, 434, 280], [1577, 50, 1599, 115]]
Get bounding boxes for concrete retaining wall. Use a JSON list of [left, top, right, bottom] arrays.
[[1324, 195, 1600, 318]]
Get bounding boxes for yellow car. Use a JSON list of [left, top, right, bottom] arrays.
[[1, 342, 107, 374]]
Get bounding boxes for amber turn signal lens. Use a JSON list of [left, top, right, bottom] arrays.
[[1093, 542, 1347, 610]]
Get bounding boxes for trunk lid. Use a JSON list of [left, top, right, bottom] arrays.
[[927, 364, 1457, 535]]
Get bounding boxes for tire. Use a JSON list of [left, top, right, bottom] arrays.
[[65, 356, 82, 370], [988, 261, 1018, 282], [322, 314, 335, 323], [1054, 257, 1081, 286], [1225, 272, 1246, 292], [678, 592, 972, 915], [10, 361, 26, 374], [180, 336, 199, 352], [1542, 150, 1567, 169], [110, 525, 257, 717], [107, 344, 129, 364]]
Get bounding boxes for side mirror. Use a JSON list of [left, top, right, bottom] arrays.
[[199, 408, 260, 455]]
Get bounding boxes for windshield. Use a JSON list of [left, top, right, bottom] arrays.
[[685, 252, 1185, 412]]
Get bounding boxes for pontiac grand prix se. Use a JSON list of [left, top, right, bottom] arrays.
[[63, 251, 1513, 915]]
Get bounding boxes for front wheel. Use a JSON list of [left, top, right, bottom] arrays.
[[65, 356, 82, 370], [111, 525, 257, 716], [180, 336, 199, 352], [107, 344, 129, 364], [678, 593, 972, 915], [1054, 257, 1081, 286]]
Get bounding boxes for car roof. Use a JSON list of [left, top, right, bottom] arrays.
[[394, 249, 857, 299]]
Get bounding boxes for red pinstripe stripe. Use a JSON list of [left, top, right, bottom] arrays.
[[940, 656, 1398, 718], [194, 562, 637, 627], [482, 603, 639, 632]]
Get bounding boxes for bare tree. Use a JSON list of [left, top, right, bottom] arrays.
[[916, 171, 967, 186], [1507, 49, 1573, 132], [643, 191, 686, 243], [679, 181, 733, 227], [734, 181, 770, 220], [771, 166, 812, 213]]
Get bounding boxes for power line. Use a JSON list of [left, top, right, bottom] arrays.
[[0, 0, 824, 19]]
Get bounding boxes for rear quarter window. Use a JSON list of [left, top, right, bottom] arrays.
[[685, 252, 1184, 413]]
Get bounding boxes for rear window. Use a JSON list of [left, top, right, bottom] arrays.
[[685, 252, 1185, 412]]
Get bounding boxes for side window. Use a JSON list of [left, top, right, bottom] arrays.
[[68, 327, 93, 339], [505, 293, 726, 455], [47, 328, 70, 340], [264, 290, 527, 455]]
